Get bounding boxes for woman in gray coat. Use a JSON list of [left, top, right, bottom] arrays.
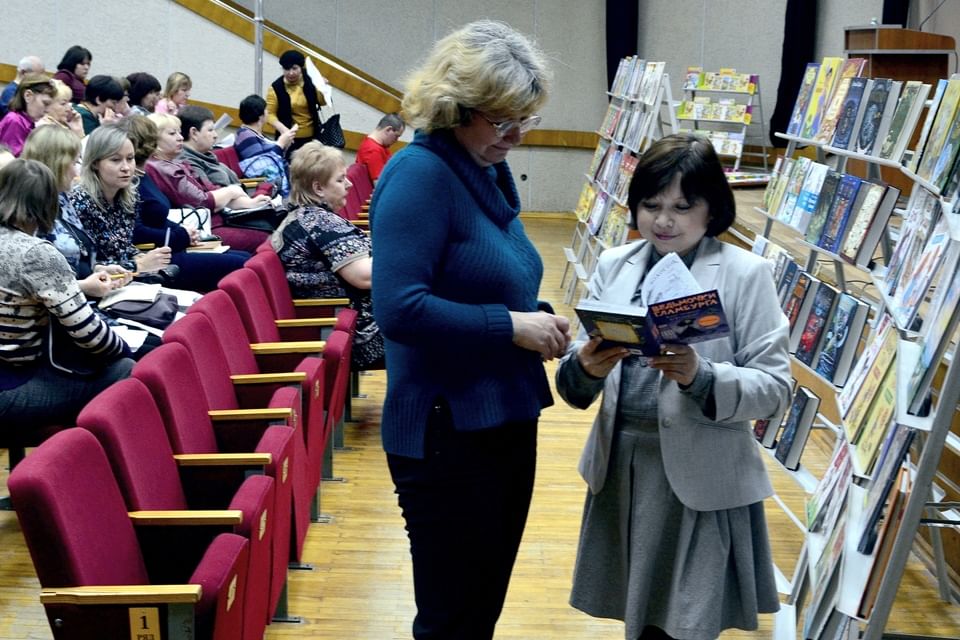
[[557, 133, 792, 640]]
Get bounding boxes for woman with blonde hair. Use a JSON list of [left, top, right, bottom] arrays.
[[272, 141, 382, 369], [370, 20, 568, 638], [36, 79, 84, 138], [154, 72, 191, 116]]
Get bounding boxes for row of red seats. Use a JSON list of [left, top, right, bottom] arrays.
[[7, 249, 357, 640]]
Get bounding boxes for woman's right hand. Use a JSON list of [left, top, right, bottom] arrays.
[[78, 271, 114, 297], [278, 124, 298, 149], [136, 246, 173, 272], [577, 337, 630, 378], [510, 311, 571, 361]]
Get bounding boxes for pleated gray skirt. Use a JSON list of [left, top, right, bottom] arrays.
[[569, 428, 780, 640]]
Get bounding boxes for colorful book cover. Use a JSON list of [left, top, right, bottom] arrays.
[[766, 157, 795, 216], [790, 162, 829, 231], [858, 424, 914, 553], [831, 77, 868, 150], [777, 260, 800, 307], [802, 57, 843, 139], [855, 78, 893, 156], [806, 438, 853, 532], [682, 66, 703, 91], [930, 102, 960, 191], [794, 283, 838, 366], [804, 170, 841, 245], [838, 57, 867, 80], [588, 139, 611, 179], [787, 63, 820, 137], [775, 386, 820, 470], [782, 271, 813, 333], [838, 314, 893, 417], [753, 417, 777, 448], [838, 182, 885, 263], [818, 174, 862, 253], [573, 182, 597, 222], [871, 80, 903, 159], [575, 290, 731, 357], [852, 367, 897, 476], [855, 185, 900, 268], [878, 81, 927, 161], [917, 77, 960, 182], [586, 190, 610, 236], [598, 202, 629, 248], [891, 214, 949, 330], [813, 77, 852, 144], [776, 157, 811, 222], [908, 78, 948, 173], [842, 326, 897, 442], [813, 293, 868, 385], [762, 156, 784, 211]]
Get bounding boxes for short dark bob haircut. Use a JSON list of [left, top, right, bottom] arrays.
[[126, 72, 162, 107], [626, 133, 736, 237], [57, 45, 92, 72], [238, 94, 267, 125]]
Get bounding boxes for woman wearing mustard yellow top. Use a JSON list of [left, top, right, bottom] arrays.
[[265, 50, 327, 155]]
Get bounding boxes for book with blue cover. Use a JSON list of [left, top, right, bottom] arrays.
[[855, 78, 893, 156], [818, 174, 862, 253], [813, 293, 869, 386], [831, 77, 869, 150], [775, 386, 821, 470], [804, 170, 841, 245]]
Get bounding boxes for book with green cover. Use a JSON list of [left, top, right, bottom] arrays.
[[916, 77, 960, 182], [803, 170, 841, 245], [878, 81, 929, 162]]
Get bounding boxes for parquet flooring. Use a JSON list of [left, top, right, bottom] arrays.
[[2, 193, 960, 638]]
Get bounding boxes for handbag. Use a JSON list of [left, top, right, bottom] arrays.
[[221, 204, 287, 232], [317, 98, 345, 148], [168, 207, 213, 238], [102, 293, 180, 330]]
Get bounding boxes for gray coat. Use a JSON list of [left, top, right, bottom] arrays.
[[556, 236, 792, 511]]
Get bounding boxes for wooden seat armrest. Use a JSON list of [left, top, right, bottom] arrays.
[[231, 372, 307, 384], [208, 407, 292, 421], [292, 298, 350, 308], [249, 341, 325, 355], [40, 585, 202, 605], [173, 453, 272, 467], [128, 510, 243, 526], [353, 219, 370, 229], [239, 177, 267, 186], [274, 318, 337, 328]]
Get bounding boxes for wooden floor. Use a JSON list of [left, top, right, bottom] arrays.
[[2, 193, 960, 638]]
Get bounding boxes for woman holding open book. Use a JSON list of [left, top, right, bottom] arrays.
[[556, 133, 792, 640], [370, 20, 569, 640]]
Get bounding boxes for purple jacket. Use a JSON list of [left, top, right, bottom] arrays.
[[0, 111, 33, 156]]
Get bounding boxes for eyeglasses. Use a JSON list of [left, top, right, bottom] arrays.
[[476, 112, 542, 138]]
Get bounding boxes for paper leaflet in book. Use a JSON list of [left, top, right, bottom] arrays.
[[852, 365, 897, 476], [803, 169, 841, 245], [890, 213, 949, 330], [870, 80, 904, 157], [682, 66, 703, 91], [573, 182, 597, 223], [794, 283, 838, 366], [801, 57, 843, 139], [574, 253, 730, 357], [878, 81, 930, 161], [787, 63, 820, 137], [813, 76, 853, 144], [788, 276, 824, 352], [586, 190, 610, 236], [916, 77, 960, 182], [908, 79, 948, 173], [813, 293, 869, 386], [858, 468, 910, 620], [854, 184, 899, 269], [818, 174, 862, 253], [806, 437, 853, 533], [839, 319, 896, 442], [775, 156, 811, 223], [855, 78, 894, 156], [858, 423, 915, 554], [774, 386, 820, 471], [838, 182, 885, 263], [782, 271, 814, 334], [831, 77, 868, 150], [789, 162, 828, 232], [908, 243, 960, 413]]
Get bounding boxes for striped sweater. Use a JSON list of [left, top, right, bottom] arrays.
[[0, 227, 125, 389]]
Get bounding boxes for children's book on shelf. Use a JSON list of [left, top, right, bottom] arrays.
[[638, 61, 665, 106], [802, 57, 843, 139], [889, 213, 949, 330], [855, 78, 896, 156], [907, 78, 948, 173], [831, 77, 869, 150], [803, 170, 841, 245], [851, 185, 900, 269], [857, 467, 911, 619], [794, 283, 839, 365], [588, 139, 611, 179], [573, 182, 597, 223], [788, 275, 827, 353], [574, 253, 730, 357], [817, 174, 862, 253], [813, 76, 853, 144], [858, 423, 915, 554], [877, 81, 930, 162], [907, 243, 960, 413], [787, 63, 821, 137], [916, 77, 960, 182], [882, 189, 940, 298], [586, 190, 611, 236], [765, 157, 795, 215], [613, 154, 638, 203], [929, 100, 960, 191], [812, 293, 870, 386], [598, 202, 629, 248], [775, 156, 811, 223], [851, 366, 897, 476], [782, 270, 816, 334], [790, 162, 829, 231], [774, 386, 821, 471], [838, 314, 896, 425], [682, 66, 703, 91], [837, 182, 885, 263], [807, 437, 853, 533]]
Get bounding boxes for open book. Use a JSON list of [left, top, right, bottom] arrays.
[[575, 252, 730, 357]]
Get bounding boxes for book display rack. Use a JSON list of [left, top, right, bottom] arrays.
[[678, 67, 771, 183], [561, 56, 678, 305], [752, 59, 960, 640]]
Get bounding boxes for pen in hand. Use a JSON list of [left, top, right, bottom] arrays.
[[163, 227, 171, 248]]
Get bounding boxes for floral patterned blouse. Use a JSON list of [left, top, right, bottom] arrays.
[[68, 185, 140, 266], [272, 203, 383, 369]]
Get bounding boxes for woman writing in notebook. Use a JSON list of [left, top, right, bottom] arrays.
[[556, 133, 792, 640]]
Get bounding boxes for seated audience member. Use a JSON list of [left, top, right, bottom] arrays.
[[0, 75, 56, 156], [121, 115, 249, 292], [272, 142, 383, 370], [155, 72, 192, 116], [52, 45, 92, 104], [235, 94, 293, 196], [0, 158, 132, 427], [356, 112, 404, 184], [68, 125, 172, 275], [266, 50, 326, 154], [36, 79, 84, 138], [74, 75, 124, 135], [177, 105, 240, 187], [103, 76, 132, 122], [127, 72, 162, 116], [145, 112, 271, 253], [0, 55, 45, 117]]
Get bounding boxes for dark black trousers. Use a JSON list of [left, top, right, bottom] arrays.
[[387, 404, 538, 640]]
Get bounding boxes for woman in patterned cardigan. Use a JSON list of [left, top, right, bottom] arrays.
[[270, 142, 383, 370]]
